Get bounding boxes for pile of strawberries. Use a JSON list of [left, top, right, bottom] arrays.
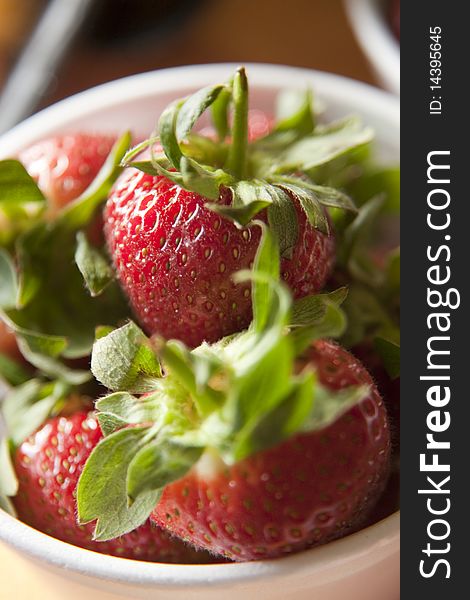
[[0, 68, 399, 563]]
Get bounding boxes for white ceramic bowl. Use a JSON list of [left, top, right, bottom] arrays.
[[0, 64, 399, 600], [345, 0, 400, 95]]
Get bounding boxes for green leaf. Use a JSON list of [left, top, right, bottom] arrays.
[[0, 250, 17, 309], [277, 182, 329, 234], [91, 322, 162, 393], [289, 288, 348, 351], [302, 383, 370, 432], [180, 157, 233, 201], [266, 186, 299, 259], [158, 99, 185, 169], [308, 184, 357, 213], [0, 353, 31, 386], [163, 340, 223, 417], [96, 391, 164, 436], [219, 180, 273, 225], [375, 335, 400, 379], [121, 137, 160, 166], [211, 86, 232, 141], [252, 90, 315, 153], [127, 441, 201, 500], [276, 176, 357, 213], [232, 373, 312, 461], [0, 321, 92, 385], [340, 284, 391, 348], [249, 223, 281, 333], [6, 220, 129, 361], [57, 132, 131, 230], [0, 159, 46, 245], [2, 378, 69, 446], [15, 336, 91, 385], [347, 166, 400, 213], [75, 232, 114, 297], [0, 159, 45, 207], [176, 84, 226, 142], [290, 303, 347, 354], [15, 224, 45, 307], [0, 494, 16, 516], [3, 133, 131, 364], [0, 438, 18, 497], [291, 288, 348, 328], [225, 330, 294, 463], [277, 118, 373, 171], [95, 324, 114, 339], [77, 427, 160, 541], [213, 180, 299, 252], [274, 88, 315, 135], [0, 314, 90, 383], [341, 195, 384, 260], [183, 133, 228, 166], [135, 155, 185, 186], [13, 326, 66, 357], [0, 438, 18, 516]]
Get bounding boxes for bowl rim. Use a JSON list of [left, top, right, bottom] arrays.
[[0, 62, 399, 586], [344, 0, 400, 95], [0, 62, 399, 154], [0, 508, 399, 587]]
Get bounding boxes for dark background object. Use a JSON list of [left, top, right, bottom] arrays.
[[84, 0, 205, 47], [0, 0, 375, 129]]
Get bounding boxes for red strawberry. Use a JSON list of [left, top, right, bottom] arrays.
[[245, 109, 273, 141], [13, 411, 209, 562], [104, 172, 334, 347], [390, 0, 400, 40], [352, 341, 400, 453], [199, 109, 273, 142], [103, 69, 355, 347], [19, 133, 116, 212], [149, 340, 390, 561], [0, 321, 21, 362]]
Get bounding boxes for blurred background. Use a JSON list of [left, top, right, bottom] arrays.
[[0, 0, 382, 134]]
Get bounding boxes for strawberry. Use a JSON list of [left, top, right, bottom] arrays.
[[149, 339, 390, 560], [13, 410, 209, 562], [78, 229, 390, 561], [104, 67, 363, 347], [199, 108, 273, 142], [19, 133, 116, 213], [105, 173, 334, 347], [0, 321, 21, 362]]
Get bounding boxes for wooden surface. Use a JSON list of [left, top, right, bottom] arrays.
[[0, 542, 122, 600], [0, 1, 384, 598]]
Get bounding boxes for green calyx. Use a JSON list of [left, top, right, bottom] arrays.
[[333, 193, 400, 377], [77, 226, 368, 541], [121, 67, 367, 257], [0, 132, 132, 382]]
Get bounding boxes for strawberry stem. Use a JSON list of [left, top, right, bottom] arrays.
[[225, 67, 249, 180]]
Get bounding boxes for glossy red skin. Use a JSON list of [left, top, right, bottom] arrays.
[[105, 173, 335, 347], [13, 412, 208, 563], [19, 134, 116, 212], [150, 340, 391, 561]]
